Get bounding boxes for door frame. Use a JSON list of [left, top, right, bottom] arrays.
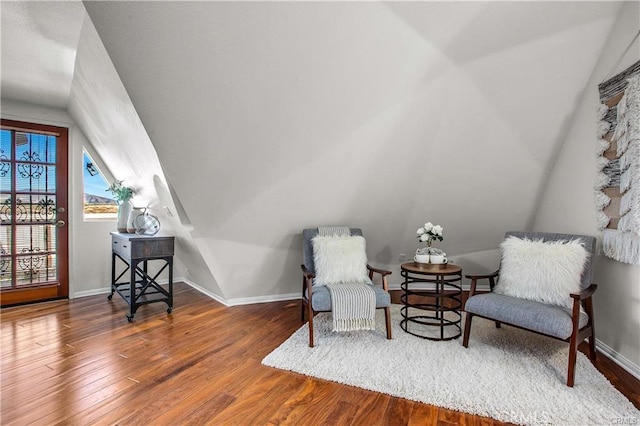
[[1, 119, 69, 306]]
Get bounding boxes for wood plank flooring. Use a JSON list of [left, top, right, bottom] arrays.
[[1, 283, 638, 425]]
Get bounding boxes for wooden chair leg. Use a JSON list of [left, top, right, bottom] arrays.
[[588, 332, 597, 361], [301, 276, 306, 322], [308, 314, 314, 348], [586, 297, 596, 361], [567, 334, 578, 387], [384, 306, 392, 339], [307, 304, 315, 348], [567, 295, 585, 386], [462, 312, 473, 347]]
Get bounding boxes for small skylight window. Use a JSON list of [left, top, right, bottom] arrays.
[[83, 150, 117, 220]]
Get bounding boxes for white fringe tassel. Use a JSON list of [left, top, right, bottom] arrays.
[[595, 155, 610, 172], [614, 93, 628, 147], [596, 138, 610, 156], [597, 211, 611, 231], [597, 102, 609, 120], [595, 171, 611, 190], [619, 145, 634, 170], [595, 190, 611, 210], [620, 164, 640, 218], [594, 103, 613, 223], [597, 120, 611, 139], [617, 129, 630, 155], [620, 168, 631, 192], [602, 229, 640, 265], [594, 131, 612, 227], [620, 190, 632, 216]]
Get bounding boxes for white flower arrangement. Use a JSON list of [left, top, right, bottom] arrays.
[[416, 222, 444, 247]]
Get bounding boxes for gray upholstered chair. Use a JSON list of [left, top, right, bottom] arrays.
[[463, 231, 597, 387], [301, 228, 392, 347]]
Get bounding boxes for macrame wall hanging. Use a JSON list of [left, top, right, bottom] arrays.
[[596, 56, 640, 265]]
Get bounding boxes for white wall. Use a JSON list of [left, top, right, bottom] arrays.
[[533, 1, 640, 375], [85, 1, 620, 301]]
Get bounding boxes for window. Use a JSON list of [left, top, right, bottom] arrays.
[[83, 150, 116, 219]]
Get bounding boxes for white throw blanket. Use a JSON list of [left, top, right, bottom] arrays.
[[318, 226, 351, 237], [325, 282, 376, 332]]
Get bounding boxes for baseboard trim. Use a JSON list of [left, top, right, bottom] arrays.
[[181, 279, 230, 307], [72, 278, 298, 308], [72, 287, 111, 298], [182, 280, 299, 307], [71, 277, 187, 299], [225, 292, 300, 307], [596, 339, 640, 381]]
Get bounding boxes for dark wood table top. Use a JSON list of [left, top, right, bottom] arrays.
[[401, 262, 462, 275]]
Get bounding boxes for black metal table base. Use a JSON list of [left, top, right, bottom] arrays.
[[400, 264, 462, 341], [110, 252, 173, 322]]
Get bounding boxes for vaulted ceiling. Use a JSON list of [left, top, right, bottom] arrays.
[[1, 1, 623, 301], [1, 1, 84, 108]]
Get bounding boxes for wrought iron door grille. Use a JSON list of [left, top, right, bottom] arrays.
[[0, 129, 58, 289]]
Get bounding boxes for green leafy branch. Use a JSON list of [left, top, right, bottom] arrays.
[[106, 180, 134, 202]]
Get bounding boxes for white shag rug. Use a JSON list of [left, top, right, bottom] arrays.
[[262, 305, 639, 425]]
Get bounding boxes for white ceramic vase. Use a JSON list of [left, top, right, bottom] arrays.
[[117, 200, 132, 233], [415, 247, 430, 263]]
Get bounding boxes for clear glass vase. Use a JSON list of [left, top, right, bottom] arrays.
[[127, 207, 146, 233]]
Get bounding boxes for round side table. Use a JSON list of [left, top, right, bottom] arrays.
[[400, 262, 463, 341]]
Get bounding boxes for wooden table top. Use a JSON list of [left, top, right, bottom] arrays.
[[401, 262, 462, 275]]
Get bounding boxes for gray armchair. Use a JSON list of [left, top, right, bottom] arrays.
[[301, 228, 392, 347], [462, 231, 597, 387]]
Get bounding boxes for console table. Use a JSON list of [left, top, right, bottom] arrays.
[[400, 262, 462, 340], [109, 232, 175, 322]]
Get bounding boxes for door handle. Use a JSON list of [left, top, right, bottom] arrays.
[[56, 220, 66, 228]]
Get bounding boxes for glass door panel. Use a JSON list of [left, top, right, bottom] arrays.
[[0, 120, 68, 306]]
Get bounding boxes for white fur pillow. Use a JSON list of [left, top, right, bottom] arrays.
[[494, 236, 589, 308], [312, 235, 370, 286]]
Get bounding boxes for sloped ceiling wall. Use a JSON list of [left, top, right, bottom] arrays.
[[84, 1, 621, 300], [68, 11, 223, 298]]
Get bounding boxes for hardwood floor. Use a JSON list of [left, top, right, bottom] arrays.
[[1, 283, 638, 425]]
